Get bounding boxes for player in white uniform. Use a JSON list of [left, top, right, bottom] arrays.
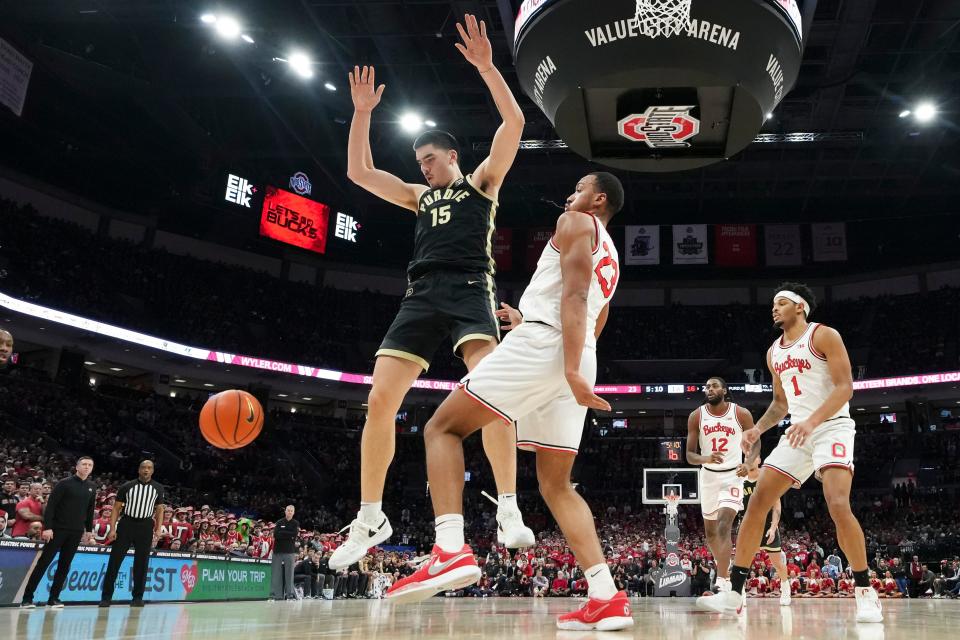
[[697, 282, 883, 623], [685, 377, 754, 593], [385, 173, 633, 632]]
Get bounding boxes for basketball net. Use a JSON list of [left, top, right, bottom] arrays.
[[665, 493, 681, 516], [634, 0, 692, 38]]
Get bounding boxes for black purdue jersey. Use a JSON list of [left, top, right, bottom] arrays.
[[408, 174, 497, 280]]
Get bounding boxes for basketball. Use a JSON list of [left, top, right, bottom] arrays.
[[198, 390, 264, 450]]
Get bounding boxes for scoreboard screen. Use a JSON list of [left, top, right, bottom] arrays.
[[259, 186, 330, 254], [658, 439, 684, 462]]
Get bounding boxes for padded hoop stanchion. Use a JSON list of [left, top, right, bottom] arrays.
[[513, 0, 812, 172]]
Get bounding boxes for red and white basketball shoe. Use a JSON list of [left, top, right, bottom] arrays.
[[385, 544, 481, 605], [556, 590, 634, 631]]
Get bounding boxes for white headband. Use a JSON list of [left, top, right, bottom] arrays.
[[774, 290, 810, 317]]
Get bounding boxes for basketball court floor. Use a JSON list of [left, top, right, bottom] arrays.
[[1, 597, 954, 639]]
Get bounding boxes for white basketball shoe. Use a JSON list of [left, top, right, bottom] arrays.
[[855, 586, 883, 623], [780, 587, 792, 606], [696, 589, 746, 616], [328, 512, 393, 571], [496, 509, 535, 549]]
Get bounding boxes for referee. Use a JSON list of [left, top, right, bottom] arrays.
[[99, 460, 165, 607], [20, 456, 96, 608]]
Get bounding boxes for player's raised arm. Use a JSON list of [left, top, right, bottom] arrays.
[[556, 212, 609, 411], [454, 14, 525, 195], [346, 66, 426, 212]]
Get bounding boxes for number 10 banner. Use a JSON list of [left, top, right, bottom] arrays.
[[811, 222, 848, 262]]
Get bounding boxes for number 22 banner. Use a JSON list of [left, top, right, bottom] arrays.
[[764, 224, 802, 266]]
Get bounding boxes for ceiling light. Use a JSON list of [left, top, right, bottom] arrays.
[[400, 112, 423, 133], [288, 53, 313, 78], [856, 408, 865, 411], [203, 383, 214, 388], [898, 110, 911, 118], [169, 391, 177, 398], [765, 112, 773, 120], [638, 411, 647, 414], [241, 34, 254, 44], [324, 82, 336, 91], [278, 393, 288, 398], [880, 405, 890, 409], [84, 361, 96, 366], [424, 119, 437, 128], [109, 367, 123, 372], [291, 407, 297, 413], [302, 397, 312, 401], [200, 13, 217, 24], [174, 378, 186, 383], [89, 378, 96, 386], [914, 102, 936, 122], [215, 16, 241, 39]]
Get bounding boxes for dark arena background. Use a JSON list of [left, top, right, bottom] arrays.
[[1, 0, 959, 638]]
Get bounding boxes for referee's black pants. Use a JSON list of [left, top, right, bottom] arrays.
[[22, 529, 84, 603], [101, 518, 153, 601]]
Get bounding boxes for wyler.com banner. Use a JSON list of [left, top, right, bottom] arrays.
[[259, 186, 330, 254], [624, 225, 660, 265], [672, 224, 708, 264], [715, 224, 757, 267]]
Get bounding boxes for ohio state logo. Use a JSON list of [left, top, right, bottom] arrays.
[[289, 171, 312, 196], [666, 552, 679, 567], [617, 106, 700, 148]]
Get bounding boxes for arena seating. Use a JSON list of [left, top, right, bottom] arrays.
[[2, 199, 958, 382]]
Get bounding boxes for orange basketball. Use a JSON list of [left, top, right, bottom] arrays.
[[199, 389, 264, 449]]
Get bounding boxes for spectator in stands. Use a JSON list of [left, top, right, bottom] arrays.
[[891, 557, 909, 597], [550, 570, 570, 597], [295, 550, 320, 599], [532, 568, 548, 597], [917, 564, 937, 598], [1, 478, 18, 523], [0, 514, 9, 538], [11, 482, 44, 538]]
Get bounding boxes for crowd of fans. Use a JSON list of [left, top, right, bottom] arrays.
[[3, 372, 960, 600], [3, 199, 958, 382]]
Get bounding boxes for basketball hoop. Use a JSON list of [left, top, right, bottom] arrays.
[[634, 0, 692, 38], [665, 493, 681, 516]]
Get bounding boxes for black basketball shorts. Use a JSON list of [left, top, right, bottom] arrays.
[[376, 271, 500, 372]]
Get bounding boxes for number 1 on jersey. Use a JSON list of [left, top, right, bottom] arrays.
[[790, 375, 802, 396]]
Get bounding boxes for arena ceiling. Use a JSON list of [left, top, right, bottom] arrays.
[[1, 0, 959, 227]]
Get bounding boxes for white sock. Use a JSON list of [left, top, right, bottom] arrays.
[[497, 493, 519, 514], [435, 514, 465, 553], [585, 563, 617, 600], [359, 501, 382, 524]]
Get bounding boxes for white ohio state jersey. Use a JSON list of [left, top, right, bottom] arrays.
[[698, 402, 745, 470], [770, 322, 850, 423], [518, 212, 619, 347]]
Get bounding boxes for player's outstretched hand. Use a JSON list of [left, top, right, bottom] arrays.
[[741, 427, 760, 453], [454, 13, 493, 72], [708, 452, 725, 465], [495, 302, 522, 330], [349, 65, 385, 113], [766, 525, 777, 545], [735, 463, 750, 477], [565, 372, 611, 411]]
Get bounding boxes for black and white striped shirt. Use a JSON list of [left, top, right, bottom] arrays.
[[116, 480, 165, 520]]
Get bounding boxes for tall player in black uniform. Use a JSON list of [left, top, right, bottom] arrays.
[[330, 14, 530, 570], [736, 457, 791, 606]]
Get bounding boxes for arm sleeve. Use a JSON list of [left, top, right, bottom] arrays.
[[86, 485, 95, 531], [44, 483, 65, 526]]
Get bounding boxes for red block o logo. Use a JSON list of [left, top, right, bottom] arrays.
[[832, 443, 846, 458], [617, 105, 700, 149]]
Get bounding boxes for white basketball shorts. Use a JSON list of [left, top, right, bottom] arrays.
[[699, 467, 744, 520], [459, 321, 596, 454], [762, 417, 856, 488]]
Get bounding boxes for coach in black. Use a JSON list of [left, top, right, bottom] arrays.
[[20, 456, 97, 609], [100, 460, 165, 607]]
